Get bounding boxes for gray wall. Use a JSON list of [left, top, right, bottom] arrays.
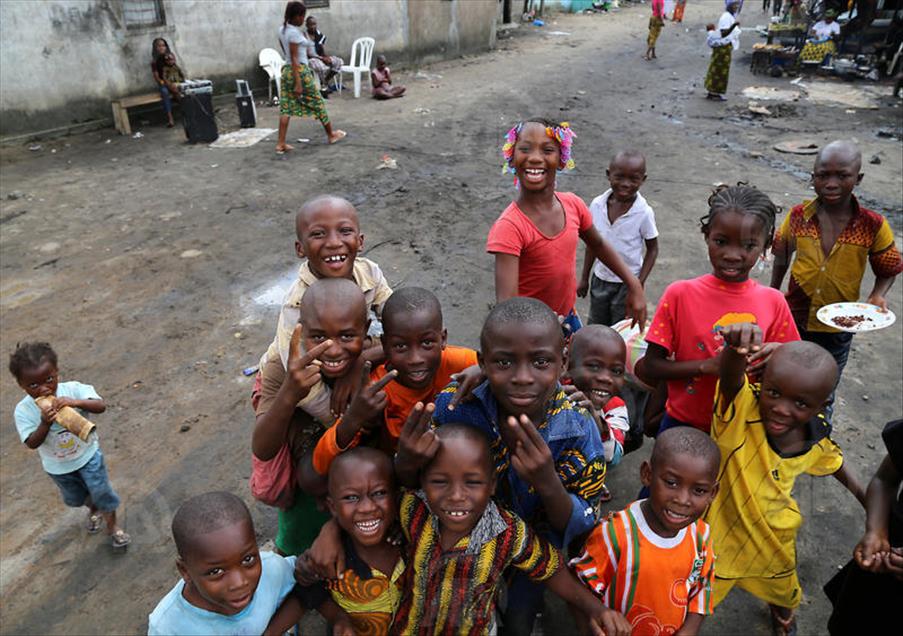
[[0, 0, 497, 136]]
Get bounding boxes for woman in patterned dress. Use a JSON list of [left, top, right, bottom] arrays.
[[275, 1, 345, 154]]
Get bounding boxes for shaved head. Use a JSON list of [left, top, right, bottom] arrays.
[[481, 297, 562, 352], [815, 140, 861, 173], [328, 447, 394, 495], [769, 340, 838, 389], [295, 195, 359, 239], [651, 426, 721, 479], [299, 278, 367, 327], [432, 424, 492, 473], [570, 324, 626, 364], [171, 491, 252, 559], [610, 150, 646, 172]]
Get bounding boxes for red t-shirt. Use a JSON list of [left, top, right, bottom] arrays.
[[486, 191, 593, 317], [645, 274, 800, 430]]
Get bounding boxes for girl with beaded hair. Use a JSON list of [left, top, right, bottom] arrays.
[[640, 183, 801, 436], [486, 118, 647, 337]]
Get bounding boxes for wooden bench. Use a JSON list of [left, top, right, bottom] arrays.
[[111, 92, 163, 135]]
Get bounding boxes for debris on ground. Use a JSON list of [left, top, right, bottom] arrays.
[[132, 132, 144, 139], [773, 139, 820, 154], [748, 102, 773, 116], [377, 154, 398, 170], [28, 144, 41, 151], [741, 86, 801, 101]]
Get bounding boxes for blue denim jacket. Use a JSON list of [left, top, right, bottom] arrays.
[[432, 380, 606, 548]]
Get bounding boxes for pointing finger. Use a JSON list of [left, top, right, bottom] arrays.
[[289, 324, 303, 361], [299, 338, 333, 366]]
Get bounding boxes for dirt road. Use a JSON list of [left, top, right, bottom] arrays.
[[1, 2, 901, 633]]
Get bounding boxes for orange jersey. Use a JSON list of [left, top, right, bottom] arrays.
[[570, 501, 714, 636], [374, 345, 478, 442]]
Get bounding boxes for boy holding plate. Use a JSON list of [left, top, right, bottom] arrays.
[[771, 140, 902, 386]]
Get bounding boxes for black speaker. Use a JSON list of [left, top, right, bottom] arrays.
[[181, 93, 218, 143], [235, 80, 257, 128]]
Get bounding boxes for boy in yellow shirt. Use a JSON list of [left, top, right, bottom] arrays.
[[705, 324, 865, 635]]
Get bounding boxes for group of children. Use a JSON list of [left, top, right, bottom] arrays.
[[9, 116, 902, 635]]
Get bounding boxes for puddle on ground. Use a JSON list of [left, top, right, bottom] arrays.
[[245, 267, 297, 308]]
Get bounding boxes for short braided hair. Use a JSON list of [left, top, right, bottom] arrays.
[[700, 183, 780, 248]]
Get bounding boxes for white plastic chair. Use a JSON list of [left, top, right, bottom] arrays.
[[259, 48, 285, 101], [339, 37, 375, 98]]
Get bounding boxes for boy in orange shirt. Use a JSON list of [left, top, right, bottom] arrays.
[[310, 287, 482, 475], [570, 426, 721, 636]]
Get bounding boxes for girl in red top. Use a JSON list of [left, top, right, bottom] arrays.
[[642, 184, 800, 434], [486, 118, 647, 334]]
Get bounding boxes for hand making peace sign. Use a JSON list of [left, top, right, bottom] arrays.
[[342, 362, 398, 432], [396, 401, 440, 470], [286, 324, 333, 402], [504, 414, 557, 490]]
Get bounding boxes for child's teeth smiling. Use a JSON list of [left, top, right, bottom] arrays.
[[591, 389, 611, 399], [324, 255, 347, 263], [322, 359, 345, 370], [665, 508, 688, 522], [445, 510, 470, 518], [355, 519, 381, 534]]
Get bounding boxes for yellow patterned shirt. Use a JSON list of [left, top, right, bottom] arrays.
[[705, 379, 843, 579]]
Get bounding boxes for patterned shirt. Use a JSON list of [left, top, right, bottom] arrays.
[[705, 378, 844, 579], [773, 197, 903, 332], [391, 491, 560, 635], [297, 533, 404, 636], [432, 381, 607, 547], [570, 501, 714, 636]]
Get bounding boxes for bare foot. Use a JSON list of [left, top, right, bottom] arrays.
[[275, 143, 295, 154], [328, 130, 347, 144]]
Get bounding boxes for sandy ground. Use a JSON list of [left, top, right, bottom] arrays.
[[1, 2, 901, 634]]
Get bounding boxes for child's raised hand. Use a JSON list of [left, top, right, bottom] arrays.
[[720, 322, 763, 355], [52, 396, 76, 410], [38, 402, 59, 426], [447, 365, 484, 411], [505, 414, 556, 489], [294, 551, 320, 586], [287, 325, 332, 401], [396, 402, 439, 469], [853, 529, 890, 572], [745, 341, 781, 377], [342, 362, 397, 432]]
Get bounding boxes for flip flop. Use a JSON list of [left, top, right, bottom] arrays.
[[110, 529, 131, 549], [86, 512, 103, 534], [329, 130, 347, 144]]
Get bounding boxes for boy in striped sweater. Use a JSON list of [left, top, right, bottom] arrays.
[[570, 427, 721, 636]]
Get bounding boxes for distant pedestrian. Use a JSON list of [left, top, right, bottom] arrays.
[[704, 1, 741, 101], [672, 0, 687, 22], [645, 0, 666, 60], [275, 1, 345, 154]]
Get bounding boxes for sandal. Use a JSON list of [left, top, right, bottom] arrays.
[[329, 130, 346, 144], [86, 512, 103, 534], [110, 529, 131, 549], [770, 607, 797, 636]]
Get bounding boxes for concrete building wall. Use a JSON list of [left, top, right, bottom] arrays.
[[0, 0, 496, 137]]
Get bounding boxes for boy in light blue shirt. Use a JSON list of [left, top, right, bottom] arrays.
[[10, 341, 130, 547], [148, 491, 297, 635]]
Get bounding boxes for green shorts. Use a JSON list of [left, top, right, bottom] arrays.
[[275, 491, 330, 556]]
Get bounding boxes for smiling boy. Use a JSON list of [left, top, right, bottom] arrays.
[[571, 426, 720, 636], [396, 297, 607, 633], [310, 287, 481, 475], [148, 492, 296, 635], [705, 324, 866, 635], [260, 195, 392, 374], [771, 141, 903, 383], [392, 419, 630, 636], [281, 448, 404, 635], [578, 151, 659, 327], [251, 279, 371, 555]]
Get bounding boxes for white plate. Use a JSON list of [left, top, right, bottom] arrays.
[[816, 302, 896, 333]]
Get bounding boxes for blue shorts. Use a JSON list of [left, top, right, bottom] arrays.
[[47, 449, 120, 512]]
